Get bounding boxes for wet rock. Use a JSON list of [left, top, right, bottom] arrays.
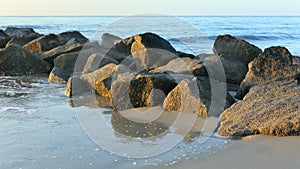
[[213, 35, 262, 66], [236, 46, 300, 99], [163, 77, 235, 117], [218, 80, 300, 137], [176, 51, 195, 59], [129, 72, 178, 108], [0, 45, 51, 76], [101, 33, 121, 48], [65, 76, 93, 97], [48, 67, 72, 83]]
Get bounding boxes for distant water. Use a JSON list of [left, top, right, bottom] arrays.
[[0, 16, 300, 55]]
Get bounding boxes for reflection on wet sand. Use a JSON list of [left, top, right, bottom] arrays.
[[68, 94, 207, 144]]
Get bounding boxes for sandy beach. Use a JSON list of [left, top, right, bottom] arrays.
[[129, 135, 300, 169]]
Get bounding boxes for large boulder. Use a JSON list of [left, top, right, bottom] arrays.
[[81, 63, 119, 98], [151, 57, 207, 77], [213, 35, 262, 66], [101, 33, 121, 48], [6, 32, 42, 47], [57, 31, 88, 44], [23, 31, 88, 53], [236, 46, 300, 99], [128, 72, 178, 108], [65, 76, 93, 97], [54, 45, 102, 73], [43, 43, 83, 65], [0, 45, 51, 75], [204, 55, 248, 84], [163, 77, 235, 117], [106, 32, 177, 68], [82, 53, 119, 74], [0, 30, 10, 48], [218, 80, 300, 137], [48, 67, 72, 83], [4, 27, 36, 37], [23, 34, 67, 52]]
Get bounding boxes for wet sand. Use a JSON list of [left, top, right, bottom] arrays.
[[129, 135, 300, 169]]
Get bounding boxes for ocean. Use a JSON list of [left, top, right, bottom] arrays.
[[0, 16, 299, 55], [0, 16, 299, 169]]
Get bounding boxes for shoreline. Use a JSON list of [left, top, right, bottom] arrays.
[[129, 135, 300, 169]]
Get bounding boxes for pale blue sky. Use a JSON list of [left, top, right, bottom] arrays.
[[1, 0, 299, 16]]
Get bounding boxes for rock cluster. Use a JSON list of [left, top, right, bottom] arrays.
[[1, 27, 300, 137]]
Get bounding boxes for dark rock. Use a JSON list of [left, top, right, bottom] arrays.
[[263, 46, 293, 65], [23, 34, 66, 52], [0, 30, 11, 48], [48, 67, 72, 83], [65, 76, 93, 97], [0, 45, 51, 76], [176, 51, 195, 59], [218, 80, 300, 137], [236, 46, 300, 99], [292, 56, 300, 65], [204, 55, 247, 84], [57, 31, 88, 44], [129, 72, 178, 108], [6, 33, 42, 47], [82, 53, 119, 74], [43, 43, 83, 65], [101, 33, 121, 48], [4, 27, 36, 37], [163, 77, 235, 117], [213, 35, 262, 66]]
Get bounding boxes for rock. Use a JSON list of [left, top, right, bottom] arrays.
[[23, 34, 66, 52], [106, 32, 177, 68], [129, 72, 178, 108], [0, 45, 51, 76], [101, 33, 121, 48], [111, 80, 134, 110], [163, 77, 235, 117], [204, 55, 248, 84], [54, 45, 102, 73], [295, 73, 300, 84], [130, 33, 177, 69], [65, 76, 93, 97], [82, 53, 119, 74], [0, 30, 10, 48], [176, 51, 195, 59], [43, 43, 83, 65], [213, 35, 262, 66], [5, 33, 42, 47], [4, 27, 36, 37], [218, 80, 300, 137], [24, 31, 88, 53], [293, 56, 300, 65], [57, 31, 88, 44], [81, 63, 119, 98], [151, 57, 207, 77], [48, 67, 72, 83], [236, 46, 300, 99]]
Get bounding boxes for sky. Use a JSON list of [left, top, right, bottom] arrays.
[[1, 0, 299, 16]]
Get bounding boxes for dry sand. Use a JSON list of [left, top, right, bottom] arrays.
[[129, 135, 300, 169]]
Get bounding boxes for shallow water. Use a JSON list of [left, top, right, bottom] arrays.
[[0, 76, 231, 169]]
